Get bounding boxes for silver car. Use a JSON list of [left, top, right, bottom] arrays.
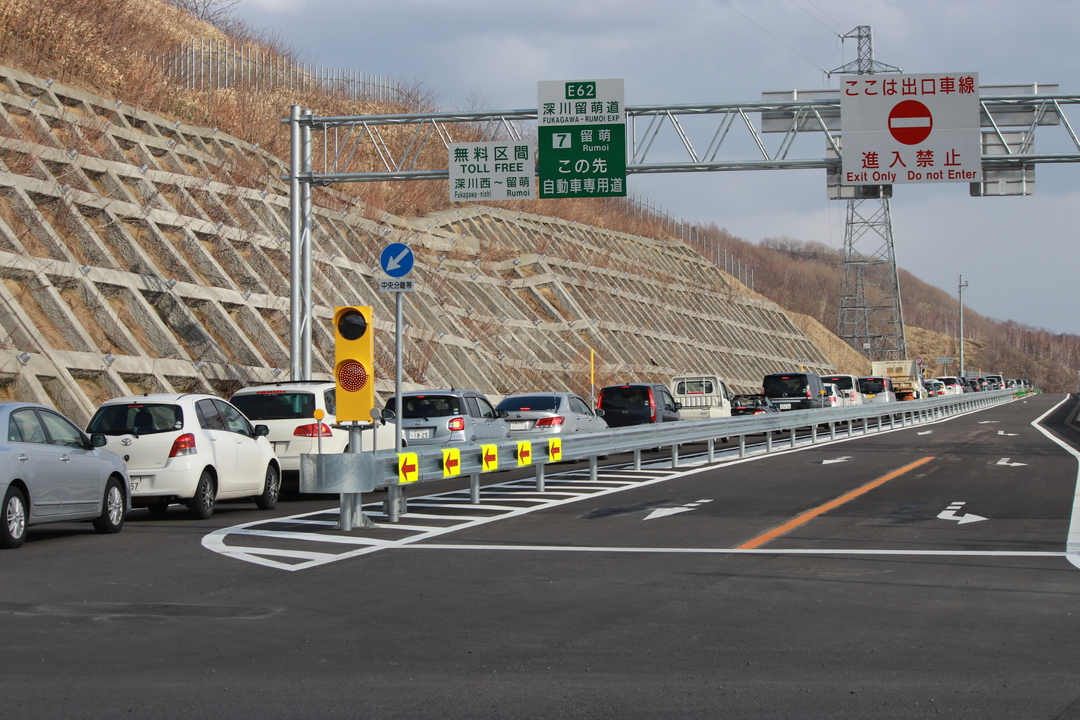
[[496, 393, 608, 436], [383, 389, 509, 445], [1, 402, 129, 549]]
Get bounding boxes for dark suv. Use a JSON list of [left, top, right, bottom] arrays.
[[596, 383, 682, 428], [762, 372, 827, 410]]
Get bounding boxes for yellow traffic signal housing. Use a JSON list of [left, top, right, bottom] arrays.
[[333, 306, 374, 422]]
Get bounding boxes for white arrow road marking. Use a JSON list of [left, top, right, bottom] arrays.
[[998, 431, 1019, 436], [917, 430, 933, 436], [384, 247, 410, 272], [997, 458, 1028, 467], [643, 499, 712, 521], [821, 456, 852, 465], [978, 421, 1000, 424], [937, 501, 987, 524]]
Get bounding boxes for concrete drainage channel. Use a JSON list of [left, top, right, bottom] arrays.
[[203, 390, 1019, 570]]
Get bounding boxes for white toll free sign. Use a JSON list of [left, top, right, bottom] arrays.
[[840, 72, 982, 185], [449, 141, 535, 202]]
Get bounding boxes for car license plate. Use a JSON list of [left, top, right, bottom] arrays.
[[866, 393, 876, 398], [779, 403, 792, 409], [509, 421, 530, 430], [407, 429, 431, 440], [129, 476, 147, 492]]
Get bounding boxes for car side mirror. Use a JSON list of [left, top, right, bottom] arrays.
[[253, 424, 270, 437], [90, 433, 107, 448], [674, 402, 682, 411], [594, 408, 605, 417], [496, 409, 509, 419], [380, 408, 396, 421]]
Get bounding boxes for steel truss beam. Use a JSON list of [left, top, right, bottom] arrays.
[[288, 94, 1080, 184]]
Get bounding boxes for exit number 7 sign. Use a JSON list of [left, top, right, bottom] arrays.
[[537, 78, 626, 199]]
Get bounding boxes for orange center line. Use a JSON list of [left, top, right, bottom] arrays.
[[736, 456, 937, 550]]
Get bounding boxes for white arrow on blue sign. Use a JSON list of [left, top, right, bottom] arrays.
[[380, 243, 414, 278]]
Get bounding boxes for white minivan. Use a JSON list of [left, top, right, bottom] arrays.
[[822, 374, 864, 405], [858, 376, 897, 404]]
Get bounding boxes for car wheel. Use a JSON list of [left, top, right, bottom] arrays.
[[1, 485, 27, 549], [92, 477, 125, 534], [255, 464, 280, 510], [187, 471, 216, 520]]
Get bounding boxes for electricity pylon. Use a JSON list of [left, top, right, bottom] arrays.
[[832, 26, 908, 361]]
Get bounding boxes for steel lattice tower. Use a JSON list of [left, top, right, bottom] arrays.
[[832, 27, 908, 361]]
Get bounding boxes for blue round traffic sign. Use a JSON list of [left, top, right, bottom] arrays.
[[380, 243, 414, 278]]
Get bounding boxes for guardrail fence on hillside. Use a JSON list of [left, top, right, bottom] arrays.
[[151, 39, 406, 105]]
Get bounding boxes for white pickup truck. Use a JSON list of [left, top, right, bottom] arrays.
[[670, 374, 735, 419]]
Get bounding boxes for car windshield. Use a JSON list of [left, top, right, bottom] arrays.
[[600, 387, 651, 408], [385, 395, 462, 418], [822, 376, 855, 390], [87, 403, 183, 435], [231, 391, 316, 420], [859, 378, 888, 394], [675, 379, 714, 395], [497, 395, 561, 412], [763, 375, 808, 396], [732, 394, 766, 406]]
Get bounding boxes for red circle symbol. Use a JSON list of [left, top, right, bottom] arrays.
[[337, 361, 368, 392], [889, 100, 933, 145]]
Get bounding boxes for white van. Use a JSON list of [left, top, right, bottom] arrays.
[[822, 374, 864, 405], [858, 376, 897, 404]]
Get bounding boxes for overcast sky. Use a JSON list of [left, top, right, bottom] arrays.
[[233, 0, 1080, 336]]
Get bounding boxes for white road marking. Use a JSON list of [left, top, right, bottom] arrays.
[[996, 458, 1028, 466], [998, 431, 1019, 436], [643, 499, 713, 521], [937, 501, 987, 524], [917, 430, 933, 435], [398, 545, 1063, 558], [203, 397, 1032, 571], [821, 456, 852, 465], [978, 421, 1000, 424], [1029, 395, 1080, 569]]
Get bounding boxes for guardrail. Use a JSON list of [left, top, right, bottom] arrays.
[[301, 390, 1016, 529]]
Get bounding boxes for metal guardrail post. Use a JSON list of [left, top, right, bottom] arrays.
[[739, 435, 746, 458], [633, 449, 642, 471], [535, 463, 545, 492], [766, 431, 773, 453], [707, 438, 715, 463], [590, 456, 599, 481], [671, 443, 680, 468], [829, 421, 836, 440], [470, 474, 480, 504], [811, 423, 818, 444], [790, 426, 798, 448]]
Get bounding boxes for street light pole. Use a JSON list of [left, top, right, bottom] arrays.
[[958, 275, 969, 377]]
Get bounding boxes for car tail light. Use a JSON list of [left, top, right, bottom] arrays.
[[447, 416, 466, 432], [596, 389, 605, 408], [648, 388, 657, 422], [293, 423, 332, 438], [169, 433, 197, 458], [535, 416, 565, 427], [753, 409, 766, 415]]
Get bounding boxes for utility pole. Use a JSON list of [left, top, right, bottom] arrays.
[[958, 275, 969, 377]]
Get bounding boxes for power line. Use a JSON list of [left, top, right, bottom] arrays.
[[786, 0, 844, 37], [796, 0, 848, 34], [717, 0, 829, 75]]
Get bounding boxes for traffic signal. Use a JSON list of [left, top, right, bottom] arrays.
[[333, 306, 374, 422]]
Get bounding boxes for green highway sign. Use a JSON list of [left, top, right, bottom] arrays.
[[537, 78, 626, 198]]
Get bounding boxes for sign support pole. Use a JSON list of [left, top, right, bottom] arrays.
[[385, 289, 405, 523]]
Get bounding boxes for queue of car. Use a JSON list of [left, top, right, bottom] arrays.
[[4, 365, 1034, 548]]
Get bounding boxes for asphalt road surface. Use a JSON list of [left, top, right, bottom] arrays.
[[2, 393, 1079, 719]]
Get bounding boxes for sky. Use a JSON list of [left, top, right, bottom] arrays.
[[232, 0, 1080, 336]]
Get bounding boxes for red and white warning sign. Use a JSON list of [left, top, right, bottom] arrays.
[[840, 72, 981, 186]]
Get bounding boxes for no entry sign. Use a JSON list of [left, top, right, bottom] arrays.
[[888, 100, 933, 145], [840, 72, 982, 185]]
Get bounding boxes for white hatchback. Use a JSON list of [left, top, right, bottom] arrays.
[[86, 394, 280, 519], [229, 382, 399, 485]]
